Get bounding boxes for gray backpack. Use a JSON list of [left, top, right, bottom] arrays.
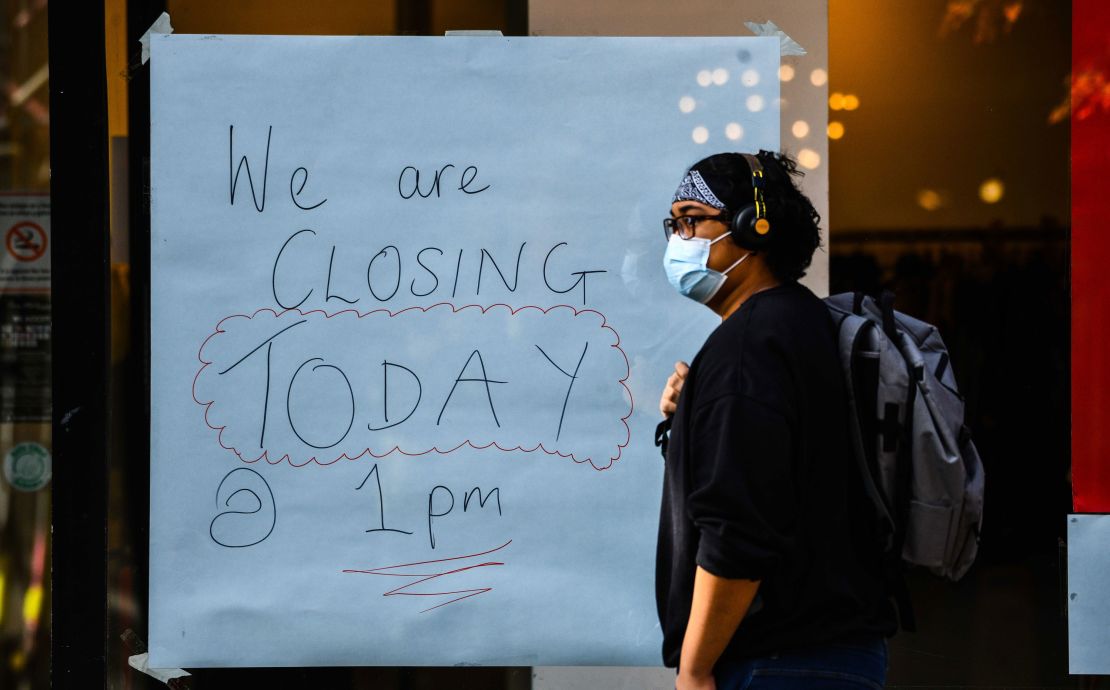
[[826, 292, 986, 628]]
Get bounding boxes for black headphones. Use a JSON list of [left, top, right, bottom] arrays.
[[730, 153, 774, 250]]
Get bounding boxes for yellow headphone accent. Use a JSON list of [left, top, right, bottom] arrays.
[[734, 153, 773, 249]]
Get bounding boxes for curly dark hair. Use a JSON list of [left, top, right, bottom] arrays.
[[689, 150, 823, 282]]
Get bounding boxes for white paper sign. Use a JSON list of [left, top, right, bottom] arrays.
[[0, 194, 50, 292], [1068, 514, 1110, 674], [149, 34, 779, 667]]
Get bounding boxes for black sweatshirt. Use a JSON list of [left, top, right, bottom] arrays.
[[655, 281, 898, 668]]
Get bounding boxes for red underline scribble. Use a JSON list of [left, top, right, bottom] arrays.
[[342, 539, 512, 613]]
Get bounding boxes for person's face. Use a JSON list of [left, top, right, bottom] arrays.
[[668, 200, 748, 277], [661, 199, 750, 312]]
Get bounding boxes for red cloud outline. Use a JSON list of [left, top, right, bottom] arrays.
[[193, 302, 634, 471]]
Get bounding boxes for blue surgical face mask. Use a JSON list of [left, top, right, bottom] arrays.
[[663, 232, 751, 303]]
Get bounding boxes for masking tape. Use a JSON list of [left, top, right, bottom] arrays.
[[140, 12, 174, 65], [744, 19, 807, 56], [128, 653, 190, 685]]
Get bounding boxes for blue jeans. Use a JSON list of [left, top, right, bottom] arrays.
[[711, 635, 888, 689]]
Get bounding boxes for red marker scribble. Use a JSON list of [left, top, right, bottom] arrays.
[[193, 302, 634, 471], [343, 539, 511, 613]]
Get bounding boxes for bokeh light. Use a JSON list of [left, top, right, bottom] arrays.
[[712, 68, 729, 85], [741, 68, 760, 87], [827, 121, 845, 139], [779, 64, 795, 82], [697, 70, 713, 87], [979, 178, 1005, 203], [746, 94, 765, 112], [792, 120, 810, 138], [798, 148, 821, 170], [810, 68, 828, 87], [917, 189, 944, 211], [725, 122, 744, 141], [678, 96, 696, 113], [692, 126, 709, 144], [829, 92, 845, 110], [843, 94, 860, 111]]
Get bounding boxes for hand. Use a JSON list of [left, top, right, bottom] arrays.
[[676, 669, 716, 690], [659, 361, 690, 418]]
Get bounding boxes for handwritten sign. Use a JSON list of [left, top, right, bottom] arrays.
[[149, 34, 780, 667]]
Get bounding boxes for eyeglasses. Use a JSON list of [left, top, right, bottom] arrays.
[[662, 214, 731, 241]]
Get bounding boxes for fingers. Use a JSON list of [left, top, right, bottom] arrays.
[[659, 383, 677, 417], [660, 361, 691, 418], [665, 361, 689, 388], [660, 396, 678, 417]]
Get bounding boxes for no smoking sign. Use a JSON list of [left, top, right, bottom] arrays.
[[5, 221, 48, 263]]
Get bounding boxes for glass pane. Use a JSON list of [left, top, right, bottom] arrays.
[[0, 1, 51, 688], [108, 2, 529, 687]]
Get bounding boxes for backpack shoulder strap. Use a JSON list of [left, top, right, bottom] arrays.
[[827, 302, 896, 545], [655, 416, 672, 460], [829, 296, 918, 632], [879, 290, 899, 342]]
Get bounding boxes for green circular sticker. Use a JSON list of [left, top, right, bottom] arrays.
[[4, 442, 51, 492]]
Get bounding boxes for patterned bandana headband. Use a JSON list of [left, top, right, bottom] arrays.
[[672, 169, 727, 210]]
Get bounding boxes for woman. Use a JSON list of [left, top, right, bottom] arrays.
[[655, 151, 897, 690]]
